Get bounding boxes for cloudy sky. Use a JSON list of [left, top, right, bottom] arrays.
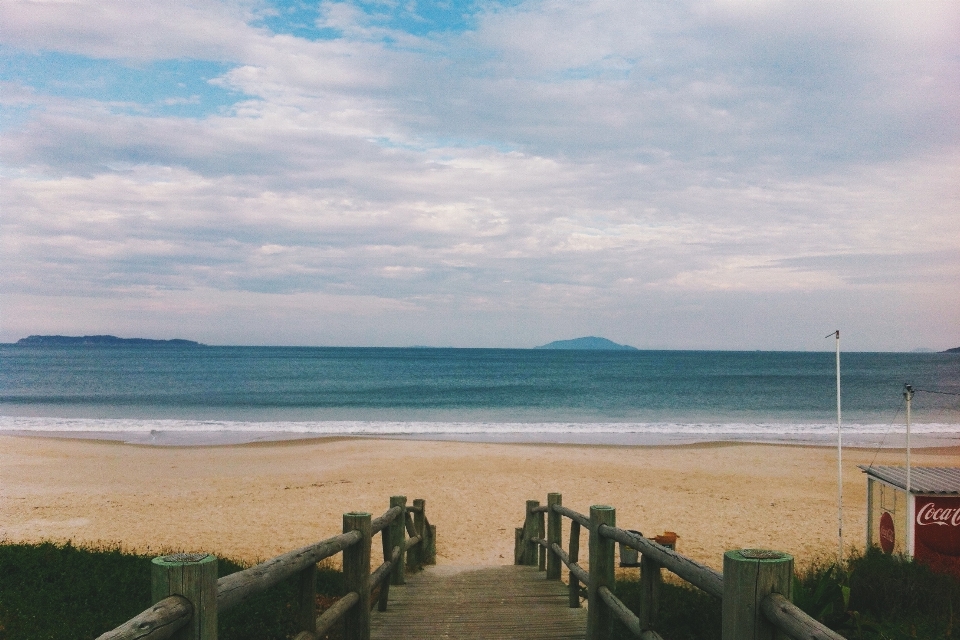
[[1, 0, 958, 350]]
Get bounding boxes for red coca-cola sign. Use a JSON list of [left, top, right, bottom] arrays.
[[915, 496, 960, 556], [879, 511, 895, 554]]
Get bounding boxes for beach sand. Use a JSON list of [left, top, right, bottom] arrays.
[[1, 435, 956, 571]]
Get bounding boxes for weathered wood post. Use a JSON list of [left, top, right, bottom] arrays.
[[587, 505, 616, 640], [378, 498, 396, 612], [523, 500, 540, 566], [424, 523, 437, 565], [547, 493, 562, 580], [297, 561, 318, 635], [722, 549, 793, 640], [151, 553, 217, 640], [515, 527, 525, 565], [410, 498, 426, 569], [568, 519, 582, 608], [639, 552, 661, 630], [389, 496, 406, 585], [537, 506, 546, 571], [404, 510, 418, 571], [343, 512, 372, 640]]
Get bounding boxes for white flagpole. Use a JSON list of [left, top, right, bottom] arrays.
[[826, 329, 843, 561], [904, 383, 913, 556]]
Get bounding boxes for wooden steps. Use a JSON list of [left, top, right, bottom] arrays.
[[370, 565, 586, 639]]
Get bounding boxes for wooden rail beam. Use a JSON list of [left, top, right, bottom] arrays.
[[217, 530, 362, 611], [599, 526, 723, 599], [553, 504, 591, 529], [760, 593, 847, 640], [94, 596, 193, 640]]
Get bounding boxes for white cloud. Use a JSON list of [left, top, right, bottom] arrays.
[[1, 0, 959, 348]]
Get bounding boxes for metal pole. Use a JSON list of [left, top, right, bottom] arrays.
[[826, 330, 843, 562], [904, 384, 913, 557]]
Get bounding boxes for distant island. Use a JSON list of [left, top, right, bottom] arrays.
[[945, 346, 960, 353], [534, 336, 638, 351], [16, 335, 204, 347]]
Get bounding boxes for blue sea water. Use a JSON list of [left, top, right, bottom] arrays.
[[1, 346, 958, 446]]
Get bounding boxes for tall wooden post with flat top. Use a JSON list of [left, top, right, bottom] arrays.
[[546, 493, 562, 580], [722, 549, 793, 640], [151, 553, 217, 640], [587, 505, 616, 640], [343, 512, 372, 640]]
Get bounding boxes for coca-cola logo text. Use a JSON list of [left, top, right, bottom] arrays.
[[879, 511, 895, 554], [917, 502, 960, 527]]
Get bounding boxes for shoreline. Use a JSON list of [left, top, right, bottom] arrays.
[[2, 430, 960, 453], [3, 435, 958, 571], [2, 428, 957, 449]]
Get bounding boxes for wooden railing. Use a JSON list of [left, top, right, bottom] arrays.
[[96, 495, 436, 640], [515, 493, 845, 640]]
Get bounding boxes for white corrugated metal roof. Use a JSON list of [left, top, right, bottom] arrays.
[[859, 465, 960, 495]]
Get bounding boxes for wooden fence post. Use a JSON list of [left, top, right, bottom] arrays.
[[639, 553, 661, 630], [151, 553, 217, 640], [722, 549, 793, 640], [297, 562, 318, 634], [523, 500, 540, 566], [515, 527, 525, 565], [389, 496, 406, 585], [537, 506, 546, 571], [343, 512, 372, 640], [587, 505, 616, 640], [568, 519, 582, 608], [547, 493, 562, 580], [410, 498, 426, 569], [424, 523, 437, 565]]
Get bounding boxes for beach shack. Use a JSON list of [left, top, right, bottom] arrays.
[[860, 465, 960, 577]]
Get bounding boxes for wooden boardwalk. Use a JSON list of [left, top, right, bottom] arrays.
[[370, 565, 587, 639]]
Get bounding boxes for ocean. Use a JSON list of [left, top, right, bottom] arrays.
[[1, 346, 958, 446]]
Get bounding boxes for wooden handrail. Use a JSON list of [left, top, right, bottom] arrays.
[[218, 529, 364, 611], [598, 525, 723, 599], [371, 505, 403, 534], [369, 544, 402, 590], [97, 497, 435, 640], [294, 591, 361, 640], [523, 494, 849, 640], [550, 542, 589, 584], [94, 595, 192, 640], [552, 504, 591, 529], [761, 593, 846, 640], [597, 586, 664, 640]]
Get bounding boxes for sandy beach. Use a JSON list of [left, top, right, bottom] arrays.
[[1, 435, 956, 571]]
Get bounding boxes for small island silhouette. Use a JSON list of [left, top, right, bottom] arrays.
[[16, 335, 204, 347], [534, 336, 637, 351]]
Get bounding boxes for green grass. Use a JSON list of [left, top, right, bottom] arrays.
[[0, 541, 344, 640]]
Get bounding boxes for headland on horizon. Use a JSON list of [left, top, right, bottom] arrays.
[[15, 335, 204, 347]]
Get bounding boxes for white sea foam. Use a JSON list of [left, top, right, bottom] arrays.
[[1, 416, 957, 447]]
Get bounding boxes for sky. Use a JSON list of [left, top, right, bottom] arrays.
[[1, 0, 958, 350]]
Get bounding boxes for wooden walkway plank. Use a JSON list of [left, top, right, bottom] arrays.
[[370, 565, 586, 639]]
